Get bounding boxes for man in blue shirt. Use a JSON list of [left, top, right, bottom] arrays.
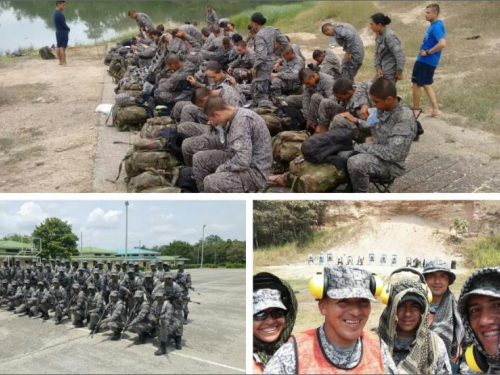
[[412, 4, 446, 117], [53, 1, 70, 66]]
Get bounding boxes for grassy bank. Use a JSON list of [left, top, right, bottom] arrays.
[[254, 224, 357, 267], [460, 235, 500, 268]]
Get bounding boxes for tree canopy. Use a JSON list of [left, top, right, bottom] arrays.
[[32, 218, 79, 259]]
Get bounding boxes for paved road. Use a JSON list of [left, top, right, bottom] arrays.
[[0, 269, 245, 374]]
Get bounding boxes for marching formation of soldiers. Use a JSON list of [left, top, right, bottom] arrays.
[[0, 258, 196, 356]]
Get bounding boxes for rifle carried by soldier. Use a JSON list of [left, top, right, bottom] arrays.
[[89, 301, 112, 338], [119, 301, 138, 339]]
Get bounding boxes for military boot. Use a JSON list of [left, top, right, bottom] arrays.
[[43, 312, 50, 321], [154, 341, 167, 356], [111, 329, 122, 341], [55, 317, 62, 325], [183, 312, 188, 325], [175, 335, 182, 350], [74, 320, 84, 328], [134, 333, 147, 345]]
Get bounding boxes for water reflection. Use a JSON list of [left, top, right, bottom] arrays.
[[0, 0, 262, 53]]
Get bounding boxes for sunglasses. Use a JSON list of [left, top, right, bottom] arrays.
[[253, 309, 287, 321]]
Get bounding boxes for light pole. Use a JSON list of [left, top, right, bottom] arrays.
[[80, 228, 88, 267], [125, 201, 130, 262], [200, 224, 206, 268]]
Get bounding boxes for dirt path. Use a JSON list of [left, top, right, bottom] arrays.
[[0, 46, 106, 192]]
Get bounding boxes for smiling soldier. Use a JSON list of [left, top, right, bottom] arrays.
[[423, 259, 464, 370], [264, 266, 397, 374]]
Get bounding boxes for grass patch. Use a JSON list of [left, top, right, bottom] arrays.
[[0, 138, 14, 152], [254, 224, 358, 267], [7, 145, 46, 164], [460, 235, 500, 268]]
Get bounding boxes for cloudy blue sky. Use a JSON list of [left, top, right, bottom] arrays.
[[0, 200, 246, 250]]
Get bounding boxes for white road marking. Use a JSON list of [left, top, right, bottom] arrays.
[[170, 352, 245, 373]]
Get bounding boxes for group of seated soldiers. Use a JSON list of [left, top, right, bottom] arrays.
[[107, 6, 419, 193], [0, 258, 193, 356]]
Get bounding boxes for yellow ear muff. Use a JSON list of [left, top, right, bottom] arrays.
[[426, 286, 433, 304], [373, 275, 383, 297], [309, 273, 325, 300], [380, 284, 391, 305], [465, 345, 483, 373]]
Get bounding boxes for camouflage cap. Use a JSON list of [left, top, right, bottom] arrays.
[[52, 278, 59, 283], [144, 272, 153, 278], [111, 271, 118, 277], [150, 261, 157, 266], [324, 266, 376, 302], [121, 261, 128, 266], [134, 290, 144, 298], [458, 267, 500, 316], [422, 259, 456, 285], [93, 270, 100, 275], [78, 268, 84, 272], [64, 259, 70, 263], [37, 281, 44, 286], [253, 288, 287, 315], [163, 272, 174, 279], [72, 284, 81, 289], [163, 261, 171, 266], [177, 261, 184, 266], [106, 260, 112, 264], [24, 279, 30, 284], [154, 290, 164, 298], [127, 269, 135, 274], [83, 260, 88, 264], [87, 284, 96, 290], [109, 291, 119, 298], [115, 261, 121, 266], [133, 262, 139, 266], [12, 281, 18, 286]]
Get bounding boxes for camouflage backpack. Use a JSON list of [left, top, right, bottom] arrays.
[[289, 155, 348, 193], [272, 131, 310, 173], [108, 57, 126, 82], [140, 122, 177, 139], [112, 105, 148, 131], [123, 151, 180, 179], [104, 48, 121, 66], [127, 169, 172, 193], [133, 138, 166, 151], [39, 46, 56, 60]]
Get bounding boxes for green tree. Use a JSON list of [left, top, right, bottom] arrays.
[[32, 218, 78, 259], [1, 233, 33, 243], [161, 240, 193, 259]]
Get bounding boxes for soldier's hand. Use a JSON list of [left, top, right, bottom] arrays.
[[187, 76, 197, 85], [395, 73, 403, 81], [339, 112, 357, 124], [241, 71, 248, 78], [359, 105, 369, 120], [251, 68, 257, 77], [228, 76, 236, 86], [270, 73, 278, 80], [377, 68, 383, 78], [345, 53, 352, 62], [227, 67, 233, 74], [314, 126, 328, 134]]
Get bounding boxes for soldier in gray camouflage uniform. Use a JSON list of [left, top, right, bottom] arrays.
[[129, 290, 153, 345], [69, 284, 87, 328], [14, 279, 33, 314], [347, 78, 417, 192], [228, 41, 255, 83], [193, 97, 272, 193], [317, 78, 372, 131], [86, 284, 106, 331], [27, 281, 45, 317], [300, 68, 336, 131], [313, 49, 341, 79], [322, 22, 365, 82], [205, 5, 219, 28], [370, 13, 405, 83], [128, 11, 155, 33], [154, 54, 196, 106], [250, 13, 288, 107], [44, 278, 68, 325], [152, 273, 183, 297], [264, 266, 398, 374], [100, 290, 126, 340], [270, 45, 304, 98], [175, 262, 192, 324]]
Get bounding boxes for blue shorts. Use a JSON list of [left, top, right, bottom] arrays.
[[56, 31, 69, 49], [412, 61, 436, 87]]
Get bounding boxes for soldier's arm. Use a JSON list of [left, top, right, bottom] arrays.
[[374, 40, 381, 71], [216, 123, 253, 173], [277, 60, 303, 81], [302, 88, 315, 123], [253, 35, 267, 69], [185, 34, 202, 52], [387, 34, 405, 75]]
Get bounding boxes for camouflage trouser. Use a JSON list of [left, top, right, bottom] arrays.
[[307, 93, 327, 126], [329, 114, 358, 130], [178, 122, 209, 138], [232, 68, 252, 84], [347, 153, 394, 193], [154, 89, 176, 106], [182, 299, 189, 315], [318, 99, 344, 128], [270, 78, 300, 97], [182, 133, 222, 167], [180, 104, 208, 124], [171, 101, 191, 122], [132, 321, 154, 335], [29, 302, 41, 315], [54, 302, 65, 320], [238, 83, 252, 100], [9, 298, 21, 310], [251, 61, 274, 106], [72, 309, 85, 325], [88, 312, 101, 330], [168, 316, 183, 337], [193, 150, 263, 193], [105, 321, 124, 333], [340, 55, 363, 82], [15, 302, 27, 314]]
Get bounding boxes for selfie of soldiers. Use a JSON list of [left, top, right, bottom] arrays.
[[0, 258, 197, 356], [104, 3, 447, 193], [253, 262, 500, 374]]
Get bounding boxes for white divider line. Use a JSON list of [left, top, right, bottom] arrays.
[[170, 352, 246, 373]]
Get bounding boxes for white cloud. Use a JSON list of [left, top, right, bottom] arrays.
[[181, 228, 196, 235], [210, 223, 234, 230], [86, 208, 123, 228], [151, 224, 175, 233], [160, 213, 175, 220]]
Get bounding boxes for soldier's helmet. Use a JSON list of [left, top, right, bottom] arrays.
[[87, 284, 96, 290], [127, 269, 135, 274], [24, 279, 30, 284], [52, 278, 59, 284], [97, 261, 104, 266], [109, 290, 119, 298], [154, 291, 164, 299], [37, 282, 44, 287], [72, 284, 81, 290], [134, 290, 144, 299]]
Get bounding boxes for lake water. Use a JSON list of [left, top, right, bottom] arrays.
[[0, 0, 266, 53]]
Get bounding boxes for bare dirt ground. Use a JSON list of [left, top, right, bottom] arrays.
[[0, 46, 107, 192]]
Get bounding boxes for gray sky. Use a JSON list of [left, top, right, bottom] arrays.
[[0, 200, 246, 250]]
